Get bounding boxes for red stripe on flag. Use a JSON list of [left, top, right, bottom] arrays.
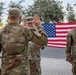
[[48, 22, 76, 48]]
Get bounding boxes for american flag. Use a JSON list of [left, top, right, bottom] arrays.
[[42, 22, 76, 48]]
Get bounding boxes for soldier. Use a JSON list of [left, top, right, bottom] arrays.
[[23, 15, 47, 75], [65, 28, 76, 75], [0, 8, 48, 75]]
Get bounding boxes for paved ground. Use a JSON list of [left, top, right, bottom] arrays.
[[41, 57, 72, 75], [40, 47, 72, 75]]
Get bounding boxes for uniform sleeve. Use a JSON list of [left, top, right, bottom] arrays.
[[37, 25, 48, 47], [37, 25, 47, 36], [66, 31, 73, 61], [31, 25, 48, 46], [24, 27, 33, 41]]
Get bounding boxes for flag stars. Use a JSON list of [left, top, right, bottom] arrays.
[[42, 23, 56, 37]]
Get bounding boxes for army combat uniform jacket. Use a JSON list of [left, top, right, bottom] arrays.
[[0, 22, 47, 75], [66, 28, 76, 62], [28, 25, 47, 60], [28, 25, 47, 75]]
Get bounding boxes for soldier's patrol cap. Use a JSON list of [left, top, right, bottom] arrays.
[[8, 8, 22, 17], [24, 16, 34, 23]]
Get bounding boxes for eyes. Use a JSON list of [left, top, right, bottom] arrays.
[[27, 23, 33, 24]]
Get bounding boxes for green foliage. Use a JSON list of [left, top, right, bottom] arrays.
[[67, 12, 76, 22], [8, 0, 26, 16], [25, 0, 64, 23], [66, 3, 76, 22], [0, 1, 5, 20]]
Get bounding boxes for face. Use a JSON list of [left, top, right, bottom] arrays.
[[27, 22, 34, 28]]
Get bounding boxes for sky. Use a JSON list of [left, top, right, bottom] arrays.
[[1, 0, 34, 8], [63, 0, 76, 11], [0, 0, 34, 24], [63, 0, 76, 6], [0, 0, 76, 24]]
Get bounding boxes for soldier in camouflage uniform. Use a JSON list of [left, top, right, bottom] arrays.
[[66, 28, 76, 75], [23, 15, 47, 75], [0, 8, 48, 75]]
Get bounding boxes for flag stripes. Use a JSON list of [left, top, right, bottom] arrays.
[[42, 22, 76, 48]]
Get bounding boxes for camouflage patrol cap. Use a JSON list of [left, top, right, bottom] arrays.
[[25, 16, 34, 23], [8, 8, 22, 18]]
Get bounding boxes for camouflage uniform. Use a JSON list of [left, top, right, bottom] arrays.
[[0, 8, 47, 75], [66, 28, 76, 75], [24, 16, 47, 75]]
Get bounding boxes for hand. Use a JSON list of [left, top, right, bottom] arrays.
[[68, 60, 73, 64], [33, 15, 41, 27]]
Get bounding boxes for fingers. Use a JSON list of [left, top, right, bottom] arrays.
[[68, 60, 73, 64], [34, 15, 41, 22], [34, 15, 40, 19]]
